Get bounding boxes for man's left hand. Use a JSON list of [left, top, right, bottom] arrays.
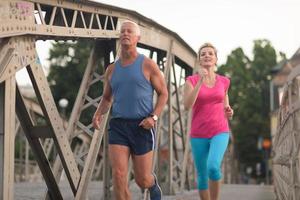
[[139, 117, 155, 129]]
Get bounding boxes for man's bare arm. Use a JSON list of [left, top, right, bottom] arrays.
[[148, 59, 168, 116], [92, 64, 114, 129]]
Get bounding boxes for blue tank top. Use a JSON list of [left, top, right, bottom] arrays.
[[110, 54, 154, 119]]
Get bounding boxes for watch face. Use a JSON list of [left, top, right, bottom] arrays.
[[152, 114, 158, 121]]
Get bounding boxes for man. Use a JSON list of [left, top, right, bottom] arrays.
[[92, 20, 168, 200]]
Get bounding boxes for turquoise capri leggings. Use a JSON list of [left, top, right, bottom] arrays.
[[190, 132, 230, 190]]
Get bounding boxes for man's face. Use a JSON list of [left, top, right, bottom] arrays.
[[120, 22, 140, 46]]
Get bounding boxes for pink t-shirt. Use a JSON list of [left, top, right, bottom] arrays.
[[186, 74, 230, 138]]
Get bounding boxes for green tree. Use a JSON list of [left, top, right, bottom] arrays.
[[218, 39, 278, 177], [47, 39, 97, 123]]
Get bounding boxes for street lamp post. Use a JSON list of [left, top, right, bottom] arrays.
[[58, 98, 69, 120]]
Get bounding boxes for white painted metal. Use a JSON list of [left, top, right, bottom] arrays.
[[0, 0, 199, 199], [273, 65, 300, 200]]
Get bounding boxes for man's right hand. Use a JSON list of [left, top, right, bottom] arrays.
[[92, 112, 102, 130]]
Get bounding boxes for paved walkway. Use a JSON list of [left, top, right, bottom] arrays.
[[15, 181, 276, 200], [164, 184, 276, 200]]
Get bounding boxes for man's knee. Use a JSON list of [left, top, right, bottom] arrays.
[[135, 175, 153, 188], [112, 168, 127, 182]]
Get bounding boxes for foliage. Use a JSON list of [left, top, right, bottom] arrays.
[[218, 39, 279, 177], [47, 39, 100, 123]]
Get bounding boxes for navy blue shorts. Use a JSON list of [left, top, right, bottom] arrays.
[[108, 118, 156, 155]]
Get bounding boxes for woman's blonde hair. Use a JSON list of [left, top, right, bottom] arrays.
[[197, 42, 218, 60]]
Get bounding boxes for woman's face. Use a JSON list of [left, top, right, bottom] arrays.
[[199, 47, 217, 68]]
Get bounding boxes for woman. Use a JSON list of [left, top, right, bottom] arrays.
[[184, 43, 233, 200]]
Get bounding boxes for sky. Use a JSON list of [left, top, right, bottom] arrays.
[[17, 0, 300, 85], [95, 0, 300, 62]]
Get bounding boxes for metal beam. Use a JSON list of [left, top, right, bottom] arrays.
[[16, 86, 63, 200], [0, 0, 196, 67], [74, 114, 109, 200], [0, 82, 4, 199], [0, 0, 200, 198], [4, 77, 15, 200], [272, 64, 300, 199], [0, 36, 35, 83], [26, 63, 80, 193]]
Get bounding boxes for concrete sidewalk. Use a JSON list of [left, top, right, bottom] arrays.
[[15, 181, 276, 200], [164, 184, 276, 200]]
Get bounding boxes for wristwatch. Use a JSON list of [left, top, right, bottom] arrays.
[[150, 114, 158, 122]]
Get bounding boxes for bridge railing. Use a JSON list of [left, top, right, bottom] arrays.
[[272, 64, 300, 200]]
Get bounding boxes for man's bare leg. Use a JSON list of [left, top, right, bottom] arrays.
[[132, 151, 154, 188], [109, 144, 131, 200], [132, 150, 162, 199]]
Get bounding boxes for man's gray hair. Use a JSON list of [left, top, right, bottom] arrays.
[[121, 20, 141, 36]]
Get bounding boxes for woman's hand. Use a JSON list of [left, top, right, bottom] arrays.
[[225, 105, 234, 120], [198, 67, 208, 81]]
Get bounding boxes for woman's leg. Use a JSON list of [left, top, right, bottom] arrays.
[[209, 180, 220, 200], [207, 133, 230, 200], [190, 138, 210, 200]]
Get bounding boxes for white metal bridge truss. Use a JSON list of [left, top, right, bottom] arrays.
[[273, 64, 300, 200], [0, 0, 199, 199]]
